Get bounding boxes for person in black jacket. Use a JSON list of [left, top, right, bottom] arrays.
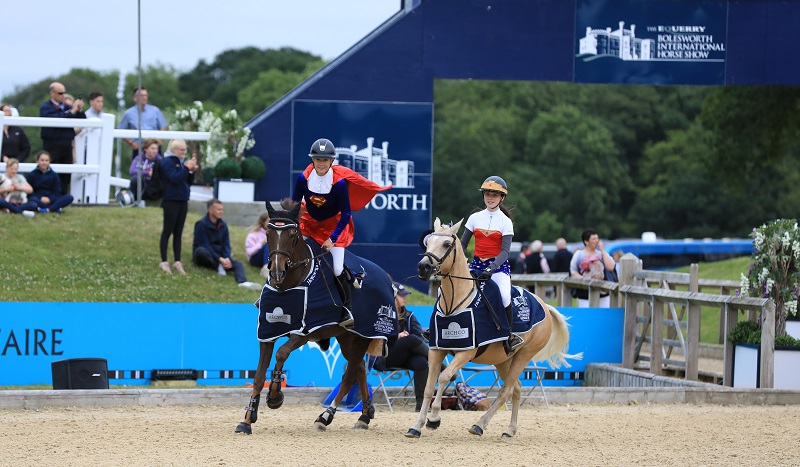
[[26, 151, 74, 213], [158, 139, 196, 275], [2, 104, 30, 162], [552, 237, 573, 273], [39, 82, 85, 189], [373, 282, 446, 412], [192, 198, 261, 291]]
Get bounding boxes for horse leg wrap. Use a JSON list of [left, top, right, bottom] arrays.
[[244, 395, 261, 424], [366, 400, 375, 419], [357, 414, 371, 426], [267, 370, 285, 409], [315, 407, 337, 426]]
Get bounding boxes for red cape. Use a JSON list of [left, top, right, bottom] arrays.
[[302, 164, 391, 211]]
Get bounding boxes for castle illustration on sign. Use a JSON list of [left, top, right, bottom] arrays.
[[333, 137, 414, 188], [578, 21, 655, 61]]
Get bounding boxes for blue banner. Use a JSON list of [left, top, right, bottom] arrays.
[[0, 303, 621, 388], [575, 0, 728, 85], [291, 100, 433, 245]]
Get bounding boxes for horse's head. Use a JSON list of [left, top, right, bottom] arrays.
[[264, 201, 305, 289], [417, 217, 464, 281]]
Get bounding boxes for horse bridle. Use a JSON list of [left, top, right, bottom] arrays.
[[266, 218, 307, 271], [423, 231, 476, 314], [422, 232, 459, 276]]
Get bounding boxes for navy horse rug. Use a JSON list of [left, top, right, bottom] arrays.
[[255, 240, 398, 352], [429, 283, 546, 351]]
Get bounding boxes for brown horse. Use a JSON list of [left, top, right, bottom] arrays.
[[235, 203, 391, 435], [406, 218, 580, 439]]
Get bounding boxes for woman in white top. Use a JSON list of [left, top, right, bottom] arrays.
[[460, 175, 522, 355], [570, 228, 616, 307], [0, 158, 37, 216]]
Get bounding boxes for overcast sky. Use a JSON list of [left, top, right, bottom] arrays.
[[1, 0, 400, 100]]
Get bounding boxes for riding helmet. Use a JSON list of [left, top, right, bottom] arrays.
[[479, 176, 508, 196], [308, 138, 338, 159]]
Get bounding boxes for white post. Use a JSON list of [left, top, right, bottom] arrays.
[[97, 114, 116, 204]]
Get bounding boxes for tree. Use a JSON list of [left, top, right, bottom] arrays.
[[178, 47, 321, 108], [236, 60, 325, 121]]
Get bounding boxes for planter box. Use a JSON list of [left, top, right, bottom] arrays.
[[213, 178, 255, 203], [733, 343, 800, 389]]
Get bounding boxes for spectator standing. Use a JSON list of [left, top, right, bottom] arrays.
[[158, 139, 196, 275], [570, 229, 616, 307], [84, 92, 104, 119], [512, 241, 531, 274], [552, 237, 573, 273], [245, 211, 270, 278], [0, 158, 37, 217], [118, 87, 167, 158], [128, 139, 163, 201], [1, 104, 30, 162], [38, 82, 85, 189], [525, 240, 551, 274], [26, 151, 74, 214], [192, 198, 261, 291]]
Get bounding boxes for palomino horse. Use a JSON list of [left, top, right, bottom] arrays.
[[406, 218, 579, 439], [235, 203, 394, 435]]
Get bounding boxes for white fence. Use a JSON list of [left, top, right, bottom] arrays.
[[0, 114, 211, 204]]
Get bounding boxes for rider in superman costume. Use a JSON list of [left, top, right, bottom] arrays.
[[292, 138, 391, 328]]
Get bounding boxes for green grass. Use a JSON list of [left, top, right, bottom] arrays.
[[668, 257, 750, 344], [0, 206, 435, 304]]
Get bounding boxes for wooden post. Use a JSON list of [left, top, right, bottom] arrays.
[[718, 286, 726, 344], [559, 280, 571, 308], [685, 264, 700, 381], [722, 303, 737, 387], [651, 297, 663, 376], [620, 254, 638, 369], [759, 300, 775, 389]]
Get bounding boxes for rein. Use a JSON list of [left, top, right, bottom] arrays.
[[423, 232, 478, 315]]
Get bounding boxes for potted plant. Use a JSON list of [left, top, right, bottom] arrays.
[[168, 102, 265, 196], [734, 218, 800, 388]]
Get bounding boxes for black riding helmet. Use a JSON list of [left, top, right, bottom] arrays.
[[308, 138, 338, 159]]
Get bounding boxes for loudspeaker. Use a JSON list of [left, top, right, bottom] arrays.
[[51, 358, 109, 390]]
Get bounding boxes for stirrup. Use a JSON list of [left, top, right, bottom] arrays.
[[504, 333, 524, 355], [339, 307, 354, 329]]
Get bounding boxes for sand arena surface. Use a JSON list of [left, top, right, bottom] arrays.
[[2, 403, 800, 466]]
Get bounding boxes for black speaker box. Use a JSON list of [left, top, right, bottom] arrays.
[[51, 358, 109, 390]]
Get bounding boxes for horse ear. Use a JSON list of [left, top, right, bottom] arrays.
[[434, 217, 441, 230], [451, 218, 464, 233], [265, 201, 277, 217], [290, 201, 301, 220]]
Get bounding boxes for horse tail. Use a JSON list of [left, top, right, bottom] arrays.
[[532, 304, 583, 369]]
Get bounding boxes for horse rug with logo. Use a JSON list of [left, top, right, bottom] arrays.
[[255, 240, 398, 355], [429, 283, 546, 350]]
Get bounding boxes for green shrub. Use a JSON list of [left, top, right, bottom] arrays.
[[241, 156, 266, 180], [214, 157, 242, 179], [202, 166, 215, 184], [728, 319, 800, 347]]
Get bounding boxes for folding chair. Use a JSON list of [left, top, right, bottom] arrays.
[[520, 364, 549, 408], [366, 356, 415, 413]]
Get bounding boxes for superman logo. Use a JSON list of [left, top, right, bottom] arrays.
[[309, 195, 327, 207], [475, 228, 499, 237]]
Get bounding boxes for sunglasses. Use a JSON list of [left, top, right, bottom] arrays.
[[55, 92, 65, 95]]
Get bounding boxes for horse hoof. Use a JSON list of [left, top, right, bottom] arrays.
[[315, 422, 327, 432], [468, 425, 484, 436], [425, 419, 441, 430], [501, 432, 513, 439], [354, 421, 369, 430], [234, 423, 252, 435], [357, 414, 371, 427], [266, 392, 284, 409], [405, 428, 421, 438]]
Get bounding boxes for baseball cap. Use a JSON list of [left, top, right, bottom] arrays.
[[393, 281, 411, 297]]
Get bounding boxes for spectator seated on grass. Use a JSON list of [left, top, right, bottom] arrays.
[[193, 198, 261, 291], [26, 150, 74, 214]]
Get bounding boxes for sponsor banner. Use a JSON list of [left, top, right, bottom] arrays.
[[575, 0, 728, 85], [0, 303, 621, 387], [292, 100, 433, 245]]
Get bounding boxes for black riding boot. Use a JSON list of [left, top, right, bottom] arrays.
[[503, 304, 524, 355], [413, 368, 428, 412], [335, 273, 355, 329]]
